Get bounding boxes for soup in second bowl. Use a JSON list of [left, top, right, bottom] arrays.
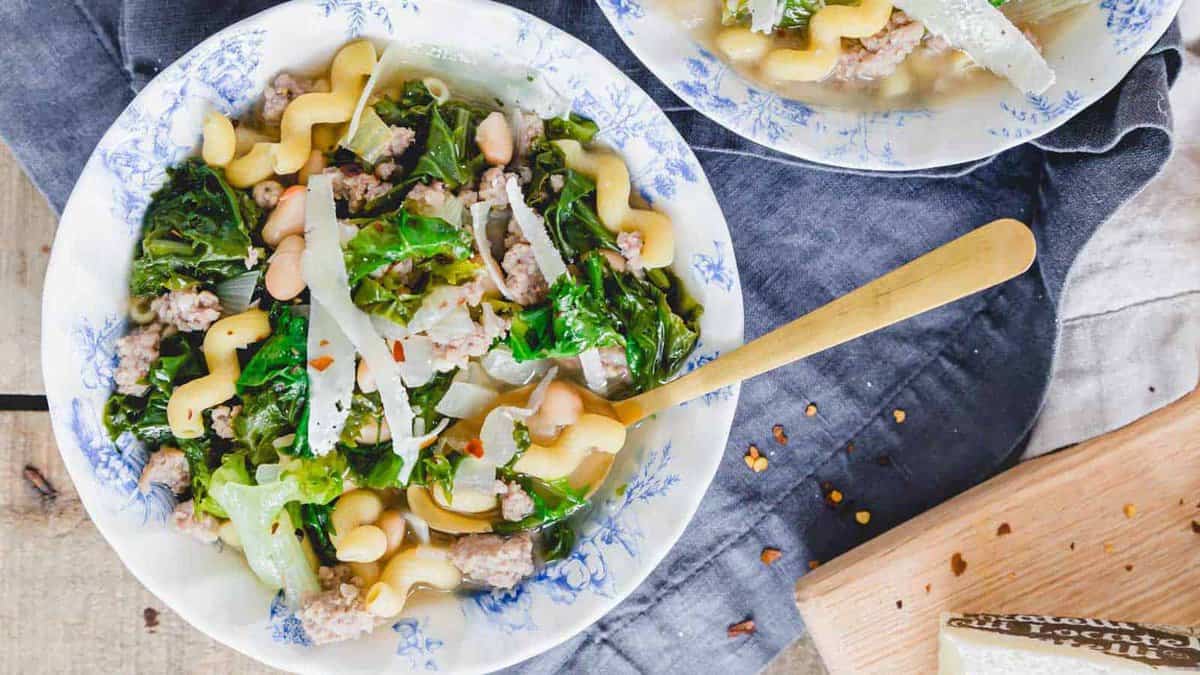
[[665, 0, 1090, 109]]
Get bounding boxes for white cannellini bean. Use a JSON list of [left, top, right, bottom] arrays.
[[475, 112, 514, 167], [265, 234, 307, 301], [261, 185, 307, 246], [336, 525, 388, 563]]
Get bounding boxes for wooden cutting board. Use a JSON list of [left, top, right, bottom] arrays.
[[794, 387, 1200, 674]]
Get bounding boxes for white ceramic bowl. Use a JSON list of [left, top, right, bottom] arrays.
[[40, 1, 743, 672], [596, 0, 1182, 170]]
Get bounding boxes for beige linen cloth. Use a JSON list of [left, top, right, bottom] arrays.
[[1024, 3, 1200, 458]]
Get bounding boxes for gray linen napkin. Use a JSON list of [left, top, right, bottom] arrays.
[[0, 1, 1181, 672]]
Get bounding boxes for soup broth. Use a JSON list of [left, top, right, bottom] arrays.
[[661, 0, 1087, 110]]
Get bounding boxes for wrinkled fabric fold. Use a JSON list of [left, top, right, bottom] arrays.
[[0, 1, 1181, 673]]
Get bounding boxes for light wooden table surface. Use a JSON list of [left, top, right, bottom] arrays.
[[0, 138, 822, 673]]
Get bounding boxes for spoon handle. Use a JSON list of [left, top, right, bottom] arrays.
[[611, 218, 1037, 426]]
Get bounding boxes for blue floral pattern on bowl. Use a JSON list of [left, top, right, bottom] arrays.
[[594, 0, 1181, 169], [44, 2, 742, 672], [467, 444, 680, 632]]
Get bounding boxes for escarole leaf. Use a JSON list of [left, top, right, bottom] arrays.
[[492, 472, 589, 534], [131, 158, 260, 295], [343, 208, 474, 285], [208, 474, 320, 605], [410, 104, 482, 190], [234, 306, 308, 463], [543, 170, 617, 261], [103, 332, 205, 444], [545, 113, 599, 144], [507, 275, 624, 362]]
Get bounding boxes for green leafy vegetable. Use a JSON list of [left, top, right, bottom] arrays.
[[408, 370, 457, 434], [410, 105, 483, 190], [374, 80, 436, 128], [209, 474, 321, 603], [343, 209, 474, 285], [407, 447, 458, 497], [103, 332, 205, 444], [234, 307, 308, 463], [588, 254, 702, 393], [281, 453, 347, 504], [542, 170, 618, 260], [352, 276, 427, 326], [507, 275, 624, 362], [721, 0, 856, 31], [541, 522, 576, 562], [493, 473, 589, 534], [298, 503, 338, 565], [130, 159, 260, 295], [545, 113, 599, 144], [197, 450, 252, 518]]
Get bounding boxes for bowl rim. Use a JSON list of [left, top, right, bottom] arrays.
[[41, 0, 744, 672], [595, 0, 1184, 171]]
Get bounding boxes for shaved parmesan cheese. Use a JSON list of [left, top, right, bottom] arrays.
[[893, 0, 1055, 94], [748, 0, 784, 33], [471, 202, 516, 301], [478, 406, 525, 467], [435, 382, 499, 419], [408, 285, 468, 334], [477, 368, 557, 466], [505, 176, 567, 283], [345, 43, 405, 144], [370, 315, 409, 342], [481, 347, 550, 386], [397, 335, 435, 387], [425, 305, 477, 344], [451, 456, 498, 497], [303, 175, 421, 481], [578, 348, 609, 395], [305, 299, 356, 455]]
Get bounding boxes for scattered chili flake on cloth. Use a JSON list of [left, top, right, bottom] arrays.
[[1123, 503, 1137, 519], [996, 523, 1012, 536], [761, 548, 782, 565], [772, 424, 788, 445], [744, 445, 768, 473], [727, 620, 756, 638], [805, 403, 818, 417], [893, 409, 907, 424], [855, 510, 871, 525]]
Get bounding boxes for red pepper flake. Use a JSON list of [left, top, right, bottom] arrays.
[[465, 438, 484, 459], [808, 560, 821, 570], [143, 607, 159, 632], [1124, 564, 1134, 572], [727, 620, 756, 638], [309, 355, 334, 372], [950, 552, 967, 577], [1191, 521, 1200, 534], [924, 583, 931, 594], [895, 600, 903, 610], [772, 424, 788, 445], [760, 548, 782, 565], [319, 339, 330, 347], [392, 340, 406, 362], [893, 409, 907, 424], [1070, 542, 1076, 551], [187, 409, 193, 421], [805, 403, 818, 417], [997, 523, 1012, 536]]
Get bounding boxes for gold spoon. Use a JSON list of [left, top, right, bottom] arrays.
[[611, 218, 1037, 426], [414, 218, 1037, 528]]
